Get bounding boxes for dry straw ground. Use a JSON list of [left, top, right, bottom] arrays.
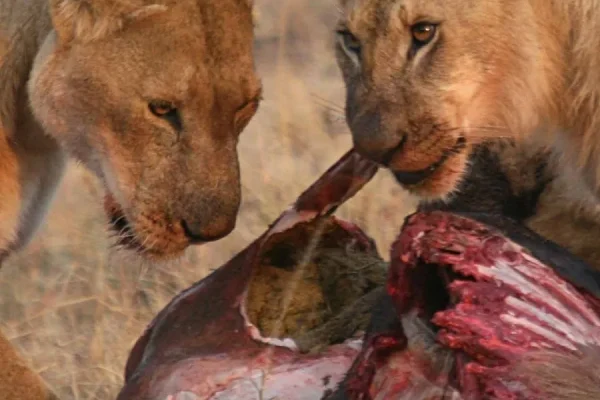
[[1, 1, 416, 398]]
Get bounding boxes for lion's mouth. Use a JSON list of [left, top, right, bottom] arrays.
[[104, 194, 146, 252], [392, 137, 467, 186]]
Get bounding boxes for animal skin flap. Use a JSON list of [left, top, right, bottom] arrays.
[[117, 149, 600, 400], [117, 150, 380, 400]]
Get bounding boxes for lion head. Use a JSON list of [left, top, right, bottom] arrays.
[[28, 0, 261, 260], [335, 0, 568, 200]]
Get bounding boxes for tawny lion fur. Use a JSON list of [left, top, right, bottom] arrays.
[[0, 0, 259, 397], [335, 1, 600, 398]]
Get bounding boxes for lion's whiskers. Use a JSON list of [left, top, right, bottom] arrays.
[[311, 93, 345, 114], [310, 96, 517, 142], [137, 235, 158, 256]]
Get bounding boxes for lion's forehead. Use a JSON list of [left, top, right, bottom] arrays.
[[342, 0, 461, 32], [102, 4, 257, 99]]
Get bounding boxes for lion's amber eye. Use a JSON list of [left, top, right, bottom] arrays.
[[149, 101, 176, 117], [411, 22, 437, 46], [149, 100, 182, 131]]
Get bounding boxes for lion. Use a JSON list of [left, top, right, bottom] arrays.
[[334, 1, 600, 397], [1, 0, 259, 397], [334, 0, 600, 206], [1, 0, 261, 262]]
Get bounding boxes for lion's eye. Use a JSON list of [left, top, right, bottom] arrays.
[[149, 100, 175, 116], [234, 95, 261, 134], [411, 22, 437, 47], [336, 29, 361, 59], [149, 100, 182, 131]]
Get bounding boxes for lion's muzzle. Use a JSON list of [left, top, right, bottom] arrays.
[[181, 212, 237, 243]]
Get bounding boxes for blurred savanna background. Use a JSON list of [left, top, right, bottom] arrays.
[[1, 1, 416, 398]]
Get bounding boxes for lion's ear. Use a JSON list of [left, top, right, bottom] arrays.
[[49, 0, 167, 44]]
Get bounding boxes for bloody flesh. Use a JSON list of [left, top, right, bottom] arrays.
[[119, 150, 600, 400], [334, 211, 600, 400]]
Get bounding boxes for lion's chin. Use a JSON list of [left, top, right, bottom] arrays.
[[384, 136, 469, 200], [392, 146, 470, 201], [103, 194, 188, 261]]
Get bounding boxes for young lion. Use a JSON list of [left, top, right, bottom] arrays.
[[334, 0, 599, 206], [334, 1, 600, 398], [1, 0, 259, 398]]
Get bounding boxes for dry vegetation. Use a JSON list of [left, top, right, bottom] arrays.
[[0, 1, 416, 398]]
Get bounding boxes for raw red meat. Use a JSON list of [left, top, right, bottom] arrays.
[[332, 211, 600, 399]]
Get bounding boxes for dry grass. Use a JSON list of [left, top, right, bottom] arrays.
[[0, 1, 416, 398]]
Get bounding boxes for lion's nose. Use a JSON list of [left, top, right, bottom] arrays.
[[349, 110, 407, 166], [181, 216, 235, 243], [353, 134, 407, 167]]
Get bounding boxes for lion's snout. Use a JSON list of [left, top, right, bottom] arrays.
[[348, 108, 407, 167], [105, 179, 241, 259], [347, 104, 470, 196], [145, 186, 240, 254], [175, 160, 241, 244], [180, 212, 237, 243]]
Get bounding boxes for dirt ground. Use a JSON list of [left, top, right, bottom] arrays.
[[0, 1, 416, 398]]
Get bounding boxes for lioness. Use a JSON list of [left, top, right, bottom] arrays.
[[334, 1, 600, 398], [1, 0, 259, 398], [1, 0, 261, 262]]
